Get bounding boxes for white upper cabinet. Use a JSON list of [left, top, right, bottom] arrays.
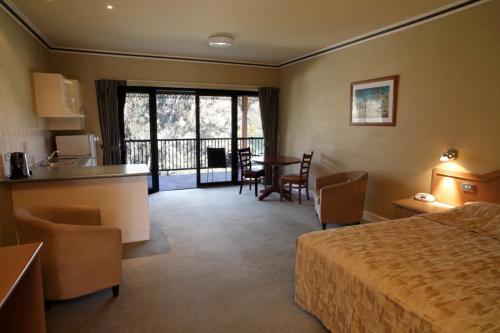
[[33, 73, 85, 118]]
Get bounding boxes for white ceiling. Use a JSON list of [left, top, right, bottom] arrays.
[[7, 0, 460, 65]]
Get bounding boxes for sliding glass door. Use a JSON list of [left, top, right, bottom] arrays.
[[121, 89, 157, 193], [156, 91, 197, 190], [198, 94, 235, 186], [119, 87, 261, 193]]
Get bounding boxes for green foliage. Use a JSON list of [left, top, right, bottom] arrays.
[[123, 93, 264, 170]]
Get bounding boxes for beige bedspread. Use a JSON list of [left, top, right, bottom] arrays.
[[295, 202, 500, 332]]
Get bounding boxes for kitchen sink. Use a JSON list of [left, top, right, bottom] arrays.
[[36, 157, 81, 168]]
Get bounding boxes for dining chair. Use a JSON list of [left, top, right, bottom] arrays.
[[237, 147, 265, 196], [280, 152, 314, 204], [206, 147, 227, 182]]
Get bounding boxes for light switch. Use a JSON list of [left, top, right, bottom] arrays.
[[461, 183, 477, 193]]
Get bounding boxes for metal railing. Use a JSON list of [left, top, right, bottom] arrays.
[[125, 137, 264, 171]]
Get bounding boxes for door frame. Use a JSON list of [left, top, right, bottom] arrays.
[[119, 85, 258, 193], [118, 86, 159, 193]]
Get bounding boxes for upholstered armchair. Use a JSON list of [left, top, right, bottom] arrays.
[[14, 205, 122, 301], [314, 171, 369, 229]]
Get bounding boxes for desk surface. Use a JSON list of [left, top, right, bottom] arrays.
[[0, 243, 42, 308]]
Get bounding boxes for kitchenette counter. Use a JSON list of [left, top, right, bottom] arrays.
[[0, 164, 150, 184], [1, 163, 151, 244]]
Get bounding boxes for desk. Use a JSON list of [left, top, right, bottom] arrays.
[[253, 156, 301, 201], [392, 198, 455, 219], [0, 243, 46, 332]]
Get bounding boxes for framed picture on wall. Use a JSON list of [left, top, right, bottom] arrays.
[[350, 75, 399, 126]]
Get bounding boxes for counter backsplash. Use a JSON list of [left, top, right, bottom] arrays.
[[0, 128, 52, 177]]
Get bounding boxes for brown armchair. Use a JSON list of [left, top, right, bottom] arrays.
[[314, 171, 369, 229], [14, 205, 122, 301]]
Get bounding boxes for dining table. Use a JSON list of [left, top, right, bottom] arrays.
[[252, 155, 301, 201]]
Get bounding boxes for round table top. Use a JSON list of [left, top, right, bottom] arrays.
[[252, 155, 301, 166]]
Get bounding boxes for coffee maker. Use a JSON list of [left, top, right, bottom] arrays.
[[4, 152, 31, 179]]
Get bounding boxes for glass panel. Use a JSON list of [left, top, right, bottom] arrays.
[[237, 96, 264, 181], [237, 96, 263, 140], [199, 95, 232, 184], [123, 92, 153, 191], [156, 93, 197, 191]]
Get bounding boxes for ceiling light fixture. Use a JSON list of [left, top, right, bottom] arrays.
[[106, 4, 114, 10], [208, 36, 233, 48]]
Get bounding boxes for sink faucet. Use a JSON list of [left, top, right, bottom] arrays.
[[47, 150, 59, 161]]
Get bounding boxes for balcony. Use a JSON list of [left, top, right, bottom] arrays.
[[125, 137, 264, 190]]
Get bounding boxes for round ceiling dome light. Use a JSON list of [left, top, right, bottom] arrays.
[[208, 36, 233, 48]]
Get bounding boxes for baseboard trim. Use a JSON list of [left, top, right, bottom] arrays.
[[363, 211, 389, 223]]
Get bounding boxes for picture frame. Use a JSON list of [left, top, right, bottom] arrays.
[[350, 75, 399, 126]]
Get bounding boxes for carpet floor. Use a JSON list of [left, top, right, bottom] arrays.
[[46, 186, 329, 332]]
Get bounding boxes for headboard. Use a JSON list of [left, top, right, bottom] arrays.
[[431, 168, 500, 206]]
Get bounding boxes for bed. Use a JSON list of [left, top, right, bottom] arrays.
[[295, 202, 500, 332]]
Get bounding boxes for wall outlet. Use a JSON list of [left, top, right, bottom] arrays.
[[461, 183, 477, 193]]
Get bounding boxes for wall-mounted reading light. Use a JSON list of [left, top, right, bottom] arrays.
[[440, 149, 458, 162]]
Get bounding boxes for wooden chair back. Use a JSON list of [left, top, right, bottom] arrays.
[[299, 152, 314, 182], [237, 148, 252, 175]]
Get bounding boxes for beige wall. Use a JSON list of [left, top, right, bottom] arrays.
[[0, 9, 48, 129], [279, 1, 500, 218], [0, 9, 50, 245], [48, 53, 279, 162]]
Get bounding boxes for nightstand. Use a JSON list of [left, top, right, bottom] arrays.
[[392, 198, 455, 219]]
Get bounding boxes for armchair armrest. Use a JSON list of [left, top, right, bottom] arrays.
[[315, 172, 347, 190]]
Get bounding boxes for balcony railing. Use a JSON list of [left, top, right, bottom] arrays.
[[125, 137, 264, 171]]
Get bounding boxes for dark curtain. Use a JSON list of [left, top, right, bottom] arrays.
[[258, 87, 279, 184], [95, 80, 126, 165]]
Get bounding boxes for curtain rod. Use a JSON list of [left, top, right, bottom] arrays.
[[126, 80, 259, 91]]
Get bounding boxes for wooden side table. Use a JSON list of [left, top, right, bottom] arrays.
[[392, 198, 455, 219]]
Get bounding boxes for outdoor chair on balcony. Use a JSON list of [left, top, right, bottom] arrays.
[[238, 147, 265, 197], [207, 147, 228, 182]]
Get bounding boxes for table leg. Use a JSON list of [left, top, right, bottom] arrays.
[[258, 166, 283, 200]]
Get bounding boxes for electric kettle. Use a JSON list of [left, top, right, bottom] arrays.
[[8, 152, 31, 178]]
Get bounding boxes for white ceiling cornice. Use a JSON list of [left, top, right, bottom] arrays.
[[278, 0, 491, 67], [1, 0, 52, 48]]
